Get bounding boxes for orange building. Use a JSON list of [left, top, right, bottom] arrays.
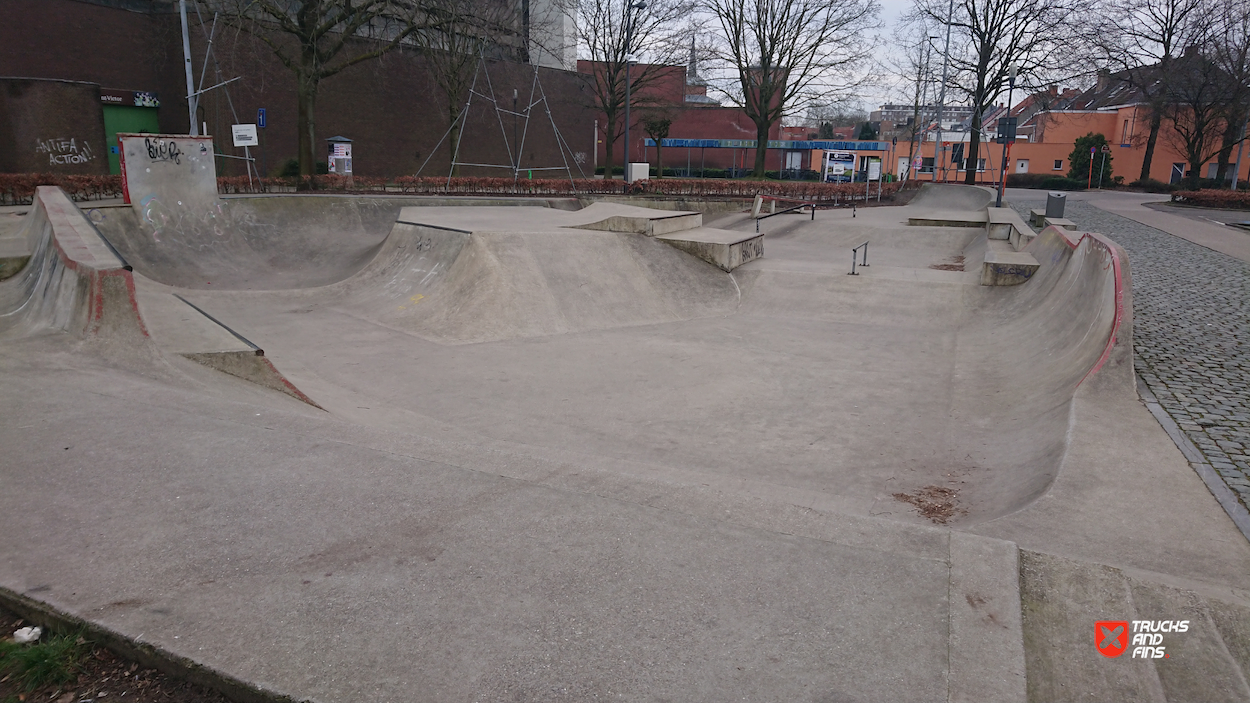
[[894, 64, 1248, 186]]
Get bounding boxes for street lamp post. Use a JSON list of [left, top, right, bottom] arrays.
[[932, 0, 954, 182], [995, 66, 1017, 208], [623, 1, 645, 185]]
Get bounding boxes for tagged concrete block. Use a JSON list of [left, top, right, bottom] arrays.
[[657, 229, 763, 271], [982, 249, 1040, 286]]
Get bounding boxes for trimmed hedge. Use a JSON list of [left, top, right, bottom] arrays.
[[0, 173, 123, 205], [1171, 189, 1250, 209], [1, 173, 911, 205]]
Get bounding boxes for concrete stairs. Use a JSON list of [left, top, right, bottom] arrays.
[[1020, 550, 1250, 702], [572, 205, 763, 272]]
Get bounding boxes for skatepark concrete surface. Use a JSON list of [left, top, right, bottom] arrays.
[[2, 184, 1249, 702]]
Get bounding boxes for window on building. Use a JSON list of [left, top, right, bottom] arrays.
[[920, 157, 935, 173], [1121, 121, 1131, 146], [1053, 159, 1063, 171]]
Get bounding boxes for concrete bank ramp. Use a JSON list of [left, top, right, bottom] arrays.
[[906, 183, 996, 227], [0, 187, 319, 405], [945, 223, 1128, 520], [0, 187, 147, 343], [318, 206, 741, 344], [907, 182, 996, 212]]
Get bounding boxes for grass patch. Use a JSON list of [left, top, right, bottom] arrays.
[[0, 629, 89, 692]]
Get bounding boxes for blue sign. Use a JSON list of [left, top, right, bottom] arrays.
[[257, 108, 267, 129]]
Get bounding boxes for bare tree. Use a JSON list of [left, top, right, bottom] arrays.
[[409, 0, 521, 175], [913, 0, 1090, 184], [641, 109, 675, 176], [803, 102, 869, 129], [705, 0, 879, 177], [1211, 0, 1250, 182], [1089, 0, 1208, 180], [1163, 41, 1249, 187], [576, 0, 690, 178], [883, 21, 939, 179], [216, 0, 423, 175]]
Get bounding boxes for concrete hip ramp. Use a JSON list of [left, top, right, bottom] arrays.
[[945, 224, 1129, 519]]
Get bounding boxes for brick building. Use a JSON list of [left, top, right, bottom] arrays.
[[0, 0, 597, 178], [895, 56, 1249, 185]]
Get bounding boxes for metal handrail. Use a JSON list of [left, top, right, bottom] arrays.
[[849, 241, 869, 275]]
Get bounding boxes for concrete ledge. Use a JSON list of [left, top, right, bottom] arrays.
[[1030, 208, 1047, 227], [571, 212, 703, 237], [908, 211, 986, 227], [0, 585, 307, 703], [1009, 226, 1037, 251], [656, 228, 763, 271], [982, 249, 1040, 286], [987, 207, 1031, 243], [948, 533, 1027, 703], [1043, 217, 1078, 231]]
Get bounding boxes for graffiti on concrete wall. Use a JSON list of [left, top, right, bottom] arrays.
[[35, 138, 96, 166], [144, 137, 184, 165]]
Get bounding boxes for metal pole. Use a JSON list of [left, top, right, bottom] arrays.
[[996, 76, 1014, 207], [180, 0, 198, 136], [1098, 152, 1107, 190], [623, 3, 639, 184], [932, 0, 954, 182]]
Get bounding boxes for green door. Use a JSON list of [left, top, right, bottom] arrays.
[[102, 105, 160, 174]]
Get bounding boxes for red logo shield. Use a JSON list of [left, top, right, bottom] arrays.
[[1096, 621, 1129, 657]]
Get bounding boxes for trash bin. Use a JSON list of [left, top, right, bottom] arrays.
[[1045, 192, 1067, 219]]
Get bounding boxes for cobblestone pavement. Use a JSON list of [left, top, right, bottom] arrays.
[[1008, 199, 1250, 511]]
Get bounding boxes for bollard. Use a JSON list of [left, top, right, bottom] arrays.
[[1045, 191, 1067, 219]]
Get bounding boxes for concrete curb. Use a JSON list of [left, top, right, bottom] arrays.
[[1136, 372, 1250, 544], [0, 586, 312, 703], [947, 533, 1028, 703]]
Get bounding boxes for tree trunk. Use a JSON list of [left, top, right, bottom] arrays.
[[656, 142, 663, 178], [603, 115, 617, 179], [1140, 109, 1163, 181], [964, 108, 982, 185], [1188, 155, 1204, 189], [752, 120, 769, 177], [1214, 121, 1239, 184], [297, 74, 318, 179]]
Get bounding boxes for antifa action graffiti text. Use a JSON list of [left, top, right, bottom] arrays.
[[35, 138, 95, 165]]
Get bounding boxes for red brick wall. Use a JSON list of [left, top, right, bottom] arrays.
[[0, 78, 109, 174], [1, 0, 596, 178]]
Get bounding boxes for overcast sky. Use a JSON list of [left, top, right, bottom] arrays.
[[861, 0, 919, 111]]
